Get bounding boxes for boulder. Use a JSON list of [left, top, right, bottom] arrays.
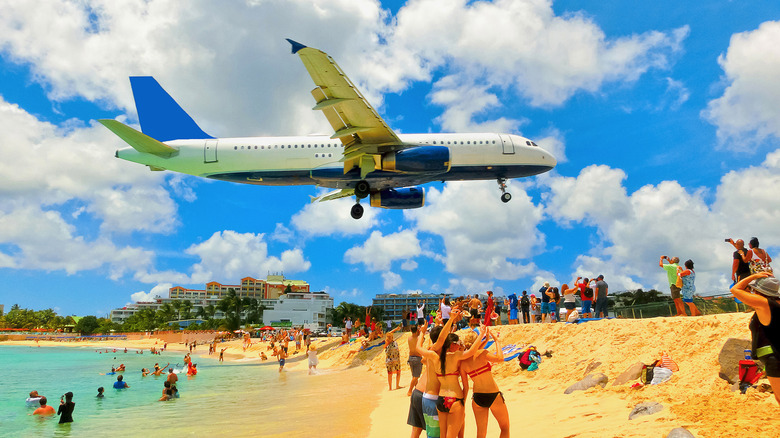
[[613, 362, 645, 386], [564, 373, 608, 394], [718, 338, 751, 384], [666, 427, 695, 437], [628, 401, 663, 420]]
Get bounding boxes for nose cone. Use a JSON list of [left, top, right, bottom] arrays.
[[540, 147, 557, 169]]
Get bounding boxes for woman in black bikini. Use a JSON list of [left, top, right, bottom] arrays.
[[460, 329, 509, 438], [420, 326, 487, 438]]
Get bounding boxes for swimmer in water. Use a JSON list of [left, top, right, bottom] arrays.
[[96, 387, 104, 398], [33, 397, 56, 416], [141, 368, 150, 377]]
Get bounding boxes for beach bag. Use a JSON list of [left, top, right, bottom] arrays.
[[566, 310, 580, 323], [640, 360, 660, 384], [583, 287, 594, 299], [739, 359, 764, 385], [750, 252, 773, 275]]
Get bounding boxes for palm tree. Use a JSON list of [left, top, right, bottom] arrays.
[[180, 300, 193, 320]]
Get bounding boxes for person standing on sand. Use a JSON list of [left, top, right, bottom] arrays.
[[344, 317, 353, 337], [677, 260, 701, 316], [730, 272, 780, 405], [468, 295, 482, 327], [482, 291, 496, 326], [307, 344, 319, 375], [460, 330, 509, 438], [660, 255, 686, 316], [592, 275, 609, 318], [728, 238, 752, 283], [561, 283, 578, 321], [384, 325, 403, 390], [576, 277, 592, 319], [407, 355, 427, 438], [507, 293, 518, 325], [407, 324, 424, 396], [748, 237, 773, 275], [539, 282, 550, 323], [417, 314, 461, 438]]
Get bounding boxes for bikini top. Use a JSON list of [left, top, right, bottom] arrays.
[[436, 371, 460, 377], [466, 362, 492, 378]]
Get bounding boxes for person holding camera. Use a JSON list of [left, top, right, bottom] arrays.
[[57, 392, 74, 424], [660, 255, 686, 317], [727, 238, 752, 283]]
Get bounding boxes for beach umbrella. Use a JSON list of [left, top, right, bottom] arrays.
[[260, 326, 275, 331]]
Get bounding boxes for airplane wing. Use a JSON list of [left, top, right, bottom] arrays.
[[287, 39, 402, 177]]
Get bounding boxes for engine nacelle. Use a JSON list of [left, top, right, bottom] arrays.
[[381, 146, 450, 173], [370, 187, 425, 209]]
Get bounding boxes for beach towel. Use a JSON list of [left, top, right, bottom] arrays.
[[660, 351, 679, 372]]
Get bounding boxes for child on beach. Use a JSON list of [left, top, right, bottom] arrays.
[[307, 344, 319, 374]]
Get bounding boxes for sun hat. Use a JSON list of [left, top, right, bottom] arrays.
[[749, 277, 780, 298]]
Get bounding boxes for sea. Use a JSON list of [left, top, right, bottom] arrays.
[[0, 344, 381, 437]]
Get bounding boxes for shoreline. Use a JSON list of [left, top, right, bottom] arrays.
[[3, 313, 779, 437]]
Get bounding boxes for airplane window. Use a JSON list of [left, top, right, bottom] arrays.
[[526, 141, 531, 146], [467, 141, 470, 144], [241, 146, 244, 149], [275, 145, 278, 149], [315, 154, 318, 158], [234, 146, 237, 150], [329, 154, 332, 157], [254, 146, 257, 149], [295, 145, 298, 148], [433, 141, 436, 144], [308, 145, 311, 148], [461, 141, 464, 145]]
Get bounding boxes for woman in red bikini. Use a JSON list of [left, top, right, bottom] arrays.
[[420, 325, 487, 438], [460, 329, 509, 438]]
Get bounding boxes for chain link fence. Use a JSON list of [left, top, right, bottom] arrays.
[[611, 294, 751, 319]]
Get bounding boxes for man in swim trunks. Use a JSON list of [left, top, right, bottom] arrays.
[[278, 347, 288, 372], [407, 324, 424, 396], [468, 295, 482, 327], [166, 368, 178, 396]]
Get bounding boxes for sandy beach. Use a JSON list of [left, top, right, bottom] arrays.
[[4, 313, 778, 437]]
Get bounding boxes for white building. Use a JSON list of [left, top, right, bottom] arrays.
[[262, 291, 334, 330]]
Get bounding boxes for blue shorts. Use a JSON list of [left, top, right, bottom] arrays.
[[422, 394, 440, 437], [581, 300, 592, 314], [510, 308, 518, 320], [594, 299, 608, 316], [548, 302, 557, 314], [541, 302, 550, 314]]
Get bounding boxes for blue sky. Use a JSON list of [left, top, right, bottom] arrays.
[[2, 0, 780, 317]]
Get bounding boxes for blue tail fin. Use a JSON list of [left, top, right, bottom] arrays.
[[129, 76, 213, 142]]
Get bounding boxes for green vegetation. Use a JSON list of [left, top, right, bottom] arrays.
[[0, 289, 267, 334]]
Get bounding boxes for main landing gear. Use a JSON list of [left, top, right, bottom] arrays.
[[351, 179, 370, 219], [498, 178, 512, 203]]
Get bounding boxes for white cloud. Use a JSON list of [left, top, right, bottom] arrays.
[[704, 20, 780, 147], [400, 260, 418, 271], [270, 223, 295, 243], [344, 230, 421, 272], [382, 271, 403, 290], [406, 181, 544, 280], [291, 195, 380, 236], [130, 283, 171, 303], [446, 278, 495, 296], [185, 231, 311, 283]]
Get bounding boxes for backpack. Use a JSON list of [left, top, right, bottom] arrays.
[[583, 287, 594, 299], [520, 295, 530, 307], [640, 360, 660, 384]]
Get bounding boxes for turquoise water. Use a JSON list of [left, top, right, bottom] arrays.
[[0, 345, 379, 437]]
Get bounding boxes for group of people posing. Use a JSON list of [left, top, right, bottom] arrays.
[[404, 306, 509, 438]]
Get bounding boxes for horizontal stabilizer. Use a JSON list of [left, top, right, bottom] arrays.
[[99, 119, 178, 157]]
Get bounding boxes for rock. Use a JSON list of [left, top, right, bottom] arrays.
[[583, 361, 601, 376], [564, 373, 608, 394], [666, 427, 695, 437], [718, 338, 751, 384], [628, 401, 663, 420], [613, 362, 645, 386]]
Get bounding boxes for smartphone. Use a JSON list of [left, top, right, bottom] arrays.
[[725, 238, 730, 242]]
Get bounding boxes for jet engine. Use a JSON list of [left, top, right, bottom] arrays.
[[369, 187, 425, 209], [381, 146, 450, 173]]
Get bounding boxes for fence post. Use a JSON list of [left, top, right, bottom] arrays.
[[632, 308, 636, 319], [640, 309, 643, 319]]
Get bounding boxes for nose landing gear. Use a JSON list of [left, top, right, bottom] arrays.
[[351, 179, 370, 219], [498, 178, 512, 203]]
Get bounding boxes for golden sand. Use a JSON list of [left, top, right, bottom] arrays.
[[3, 313, 777, 437]]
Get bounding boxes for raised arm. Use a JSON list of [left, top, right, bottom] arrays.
[[659, 255, 666, 268], [485, 329, 504, 362], [731, 272, 773, 324], [430, 311, 460, 352]]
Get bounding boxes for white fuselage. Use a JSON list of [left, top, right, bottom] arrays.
[[116, 133, 556, 190]]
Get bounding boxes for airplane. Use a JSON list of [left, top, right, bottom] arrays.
[[100, 39, 556, 219]]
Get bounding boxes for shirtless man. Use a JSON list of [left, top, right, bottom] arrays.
[[468, 295, 482, 328], [166, 368, 178, 397], [406, 323, 424, 396], [152, 363, 169, 376], [33, 397, 56, 416]]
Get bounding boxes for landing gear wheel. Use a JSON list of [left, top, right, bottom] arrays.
[[497, 178, 511, 203], [354, 180, 370, 199], [350, 203, 364, 220]]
